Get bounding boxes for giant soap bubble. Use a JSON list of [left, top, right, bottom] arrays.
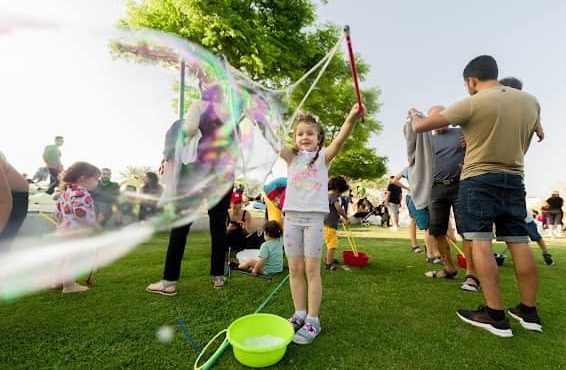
[[0, 15, 288, 300]]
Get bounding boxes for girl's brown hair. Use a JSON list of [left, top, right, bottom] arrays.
[[292, 113, 325, 167], [60, 161, 100, 190]]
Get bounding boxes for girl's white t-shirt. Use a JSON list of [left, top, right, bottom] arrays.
[[283, 149, 329, 214]]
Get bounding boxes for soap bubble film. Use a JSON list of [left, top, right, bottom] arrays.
[[0, 16, 288, 300]]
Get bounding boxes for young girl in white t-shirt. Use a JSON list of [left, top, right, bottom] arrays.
[[279, 103, 364, 344]]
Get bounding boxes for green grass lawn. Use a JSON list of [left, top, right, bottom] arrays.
[[1, 227, 565, 369]]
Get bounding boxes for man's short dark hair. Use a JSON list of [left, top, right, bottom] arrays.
[[499, 77, 523, 90], [55, 136, 64, 141], [463, 55, 498, 81]]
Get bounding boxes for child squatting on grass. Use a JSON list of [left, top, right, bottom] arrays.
[[55, 161, 101, 294], [238, 221, 284, 275], [324, 175, 351, 270], [279, 103, 364, 345]]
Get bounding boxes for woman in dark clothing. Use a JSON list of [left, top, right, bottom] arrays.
[[226, 192, 252, 253], [138, 172, 163, 221], [146, 84, 236, 294], [546, 191, 564, 237]]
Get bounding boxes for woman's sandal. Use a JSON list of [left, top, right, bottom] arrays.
[[146, 281, 177, 296], [424, 268, 458, 279], [460, 274, 481, 292]]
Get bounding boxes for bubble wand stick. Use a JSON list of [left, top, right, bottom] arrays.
[[344, 25, 364, 121]]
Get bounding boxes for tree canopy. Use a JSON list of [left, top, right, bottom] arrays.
[[120, 0, 387, 180]]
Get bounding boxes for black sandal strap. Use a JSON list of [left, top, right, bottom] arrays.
[[443, 269, 458, 279], [464, 274, 480, 286]]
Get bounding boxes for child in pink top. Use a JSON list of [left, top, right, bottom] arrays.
[[55, 161, 100, 293]]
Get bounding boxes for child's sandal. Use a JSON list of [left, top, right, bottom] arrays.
[[424, 268, 457, 279]]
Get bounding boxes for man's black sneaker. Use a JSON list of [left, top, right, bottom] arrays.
[[456, 305, 513, 337], [542, 252, 555, 266], [507, 305, 543, 332]]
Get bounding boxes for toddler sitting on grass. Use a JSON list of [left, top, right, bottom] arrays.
[[238, 221, 283, 275]]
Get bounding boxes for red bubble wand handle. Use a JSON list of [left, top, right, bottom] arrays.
[[344, 25, 364, 120]]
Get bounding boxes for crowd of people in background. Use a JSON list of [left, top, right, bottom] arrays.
[[1, 55, 565, 344]]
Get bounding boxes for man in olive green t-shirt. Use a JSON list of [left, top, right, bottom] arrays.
[[410, 55, 544, 338], [42, 135, 64, 194]]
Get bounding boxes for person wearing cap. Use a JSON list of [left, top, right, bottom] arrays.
[[546, 190, 563, 237], [226, 191, 252, 254]]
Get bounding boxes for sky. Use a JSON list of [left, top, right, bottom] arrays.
[[1, 0, 565, 197]]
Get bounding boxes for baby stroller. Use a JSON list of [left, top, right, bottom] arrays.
[[356, 198, 374, 226], [361, 202, 390, 227]]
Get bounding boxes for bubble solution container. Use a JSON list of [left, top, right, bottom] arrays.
[[227, 313, 294, 368], [343, 250, 369, 267]]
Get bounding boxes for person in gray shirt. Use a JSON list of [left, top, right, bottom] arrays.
[[425, 106, 478, 293]]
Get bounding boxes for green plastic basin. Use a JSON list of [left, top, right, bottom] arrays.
[[227, 313, 294, 368]]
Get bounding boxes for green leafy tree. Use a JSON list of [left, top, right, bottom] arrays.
[[329, 147, 387, 180], [120, 0, 387, 180], [119, 165, 155, 189]]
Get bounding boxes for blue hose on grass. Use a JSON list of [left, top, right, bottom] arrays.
[[176, 316, 203, 354]]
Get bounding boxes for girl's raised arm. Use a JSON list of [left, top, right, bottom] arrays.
[[279, 146, 294, 165], [325, 103, 365, 164]]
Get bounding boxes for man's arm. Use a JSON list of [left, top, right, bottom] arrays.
[[383, 190, 391, 204], [409, 109, 450, 133], [533, 121, 544, 142], [42, 146, 49, 166], [279, 146, 294, 164], [183, 102, 203, 137], [533, 103, 544, 143], [391, 173, 409, 191]]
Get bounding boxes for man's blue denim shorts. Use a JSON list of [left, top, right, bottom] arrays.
[[458, 173, 528, 243], [526, 221, 542, 242], [406, 195, 429, 230]]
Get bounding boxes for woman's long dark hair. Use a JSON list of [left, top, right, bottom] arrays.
[[142, 172, 161, 193]]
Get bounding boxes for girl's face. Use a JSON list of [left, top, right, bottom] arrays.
[[80, 175, 99, 191], [295, 122, 319, 152], [230, 201, 242, 212]]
